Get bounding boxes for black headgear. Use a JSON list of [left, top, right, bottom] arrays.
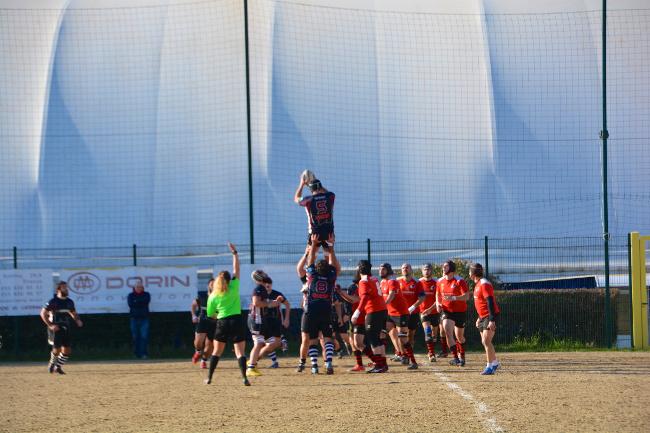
[[379, 263, 393, 275]]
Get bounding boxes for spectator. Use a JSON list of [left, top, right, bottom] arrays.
[[128, 281, 151, 359]]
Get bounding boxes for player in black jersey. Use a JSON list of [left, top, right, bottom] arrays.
[[246, 270, 283, 377], [257, 278, 290, 369], [294, 176, 336, 255], [331, 284, 351, 358], [191, 278, 215, 368], [301, 234, 340, 374], [40, 281, 83, 374]]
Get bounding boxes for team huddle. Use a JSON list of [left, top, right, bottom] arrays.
[[39, 171, 500, 384]]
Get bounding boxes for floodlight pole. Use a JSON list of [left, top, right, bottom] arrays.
[[244, 0, 255, 264], [601, 0, 612, 348]]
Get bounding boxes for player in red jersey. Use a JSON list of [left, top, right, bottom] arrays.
[[418, 263, 439, 362], [470, 263, 501, 375], [436, 260, 470, 367], [335, 278, 374, 371], [398, 263, 425, 367], [380, 263, 418, 369], [351, 260, 389, 373]]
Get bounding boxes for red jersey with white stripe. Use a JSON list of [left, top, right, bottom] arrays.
[[437, 276, 468, 313], [398, 277, 424, 308], [380, 279, 409, 316], [473, 278, 500, 318], [418, 277, 437, 313], [357, 276, 386, 314]]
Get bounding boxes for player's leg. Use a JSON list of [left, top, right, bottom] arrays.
[[193, 332, 207, 364], [442, 315, 459, 364], [403, 314, 418, 367], [320, 319, 335, 374], [386, 320, 401, 361], [366, 311, 388, 373], [421, 316, 436, 361], [438, 322, 449, 357], [297, 312, 309, 372], [453, 312, 467, 366]]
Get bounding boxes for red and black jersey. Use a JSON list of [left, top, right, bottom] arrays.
[[418, 277, 437, 313], [474, 278, 500, 319], [437, 276, 469, 313], [380, 279, 408, 316], [398, 277, 424, 308], [299, 191, 335, 233], [357, 276, 386, 314]]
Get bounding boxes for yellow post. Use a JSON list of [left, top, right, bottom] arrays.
[[630, 232, 649, 349]]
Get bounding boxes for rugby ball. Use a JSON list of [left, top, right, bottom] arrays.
[[301, 169, 316, 184]]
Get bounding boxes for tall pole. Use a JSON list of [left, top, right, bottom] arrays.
[[601, 0, 612, 348], [244, 0, 255, 264]]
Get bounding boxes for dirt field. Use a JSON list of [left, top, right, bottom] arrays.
[[2, 352, 650, 433]]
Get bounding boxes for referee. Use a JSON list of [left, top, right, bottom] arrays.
[[204, 243, 250, 386]]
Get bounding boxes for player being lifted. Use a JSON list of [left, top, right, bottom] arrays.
[[40, 281, 83, 375], [302, 234, 340, 374], [294, 170, 335, 256]]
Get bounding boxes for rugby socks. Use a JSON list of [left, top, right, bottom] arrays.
[[237, 356, 247, 379], [363, 346, 377, 362], [57, 353, 69, 367], [308, 345, 319, 367], [490, 359, 500, 368], [456, 342, 465, 360], [267, 351, 277, 364], [426, 340, 436, 356], [324, 342, 334, 365], [404, 342, 416, 364], [49, 352, 59, 366], [354, 350, 363, 366], [207, 355, 220, 381], [441, 336, 449, 353], [450, 344, 458, 359]]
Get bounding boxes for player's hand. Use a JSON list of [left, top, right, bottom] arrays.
[[276, 295, 285, 303], [192, 316, 199, 324], [327, 233, 335, 245], [436, 304, 442, 313], [76, 319, 83, 327], [228, 242, 237, 254], [50, 324, 59, 332], [310, 234, 320, 245], [351, 310, 361, 324], [283, 319, 290, 329], [487, 321, 496, 331]]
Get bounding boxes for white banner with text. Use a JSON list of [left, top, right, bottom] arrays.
[[58, 267, 198, 314], [0, 269, 53, 316]]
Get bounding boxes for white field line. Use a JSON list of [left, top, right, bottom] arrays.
[[434, 371, 505, 433]]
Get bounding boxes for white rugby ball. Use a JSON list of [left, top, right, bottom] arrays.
[[301, 169, 316, 184]]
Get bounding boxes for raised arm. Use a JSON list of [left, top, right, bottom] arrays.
[[327, 235, 341, 276], [294, 178, 306, 204], [296, 244, 310, 280], [228, 242, 240, 279]]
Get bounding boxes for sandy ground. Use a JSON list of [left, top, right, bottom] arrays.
[[2, 352, 650, 433]]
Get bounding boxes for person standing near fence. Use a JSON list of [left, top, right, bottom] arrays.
[[40, 281, 83, 374], [205, 242, 250, 386], [128, 281, 151, 359], [470, 263, 501, 375], [437, 260, 469, 367]]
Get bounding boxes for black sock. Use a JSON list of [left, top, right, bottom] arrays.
[[238, 356, 247, 379], [207, 355, 220, 380]]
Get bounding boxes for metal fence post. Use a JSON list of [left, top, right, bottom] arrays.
[[133, 244, 137, 267], [13, 246, 17, 269], [367, 238, 371, 263], [627, 232, 634, 348], [484, 236, 489, 277]]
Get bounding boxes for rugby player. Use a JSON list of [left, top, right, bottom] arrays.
[[191, 279, 215, 369], [419, 263, 439, 362], [437, 260, 470, 367], [40, 281, 83, 374], [398, 263, 425, 367], [470, 263, 501, 375], [246, 270, 282, 377], [294, 176, 335, 256]]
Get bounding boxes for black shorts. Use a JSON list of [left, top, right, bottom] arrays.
[[388, 314, 408, 328], [441, 310, 467, 328], [301, 311, 333, 339], [247, 314, 263, 335], [407, 313, 420, 330], [196, 316, 217, 336], [263, 318, 283, 339], [365, 310, 387, 335], [420, 313, 440, 326], [477, 315, 498, 332], [350, 322, 366, 335], [307, 226, 334, 247], [47, 326, 71, 348], [214, 314, 246, 343]]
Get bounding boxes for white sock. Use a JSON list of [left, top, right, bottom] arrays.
[[490, 360, 500, 367]]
